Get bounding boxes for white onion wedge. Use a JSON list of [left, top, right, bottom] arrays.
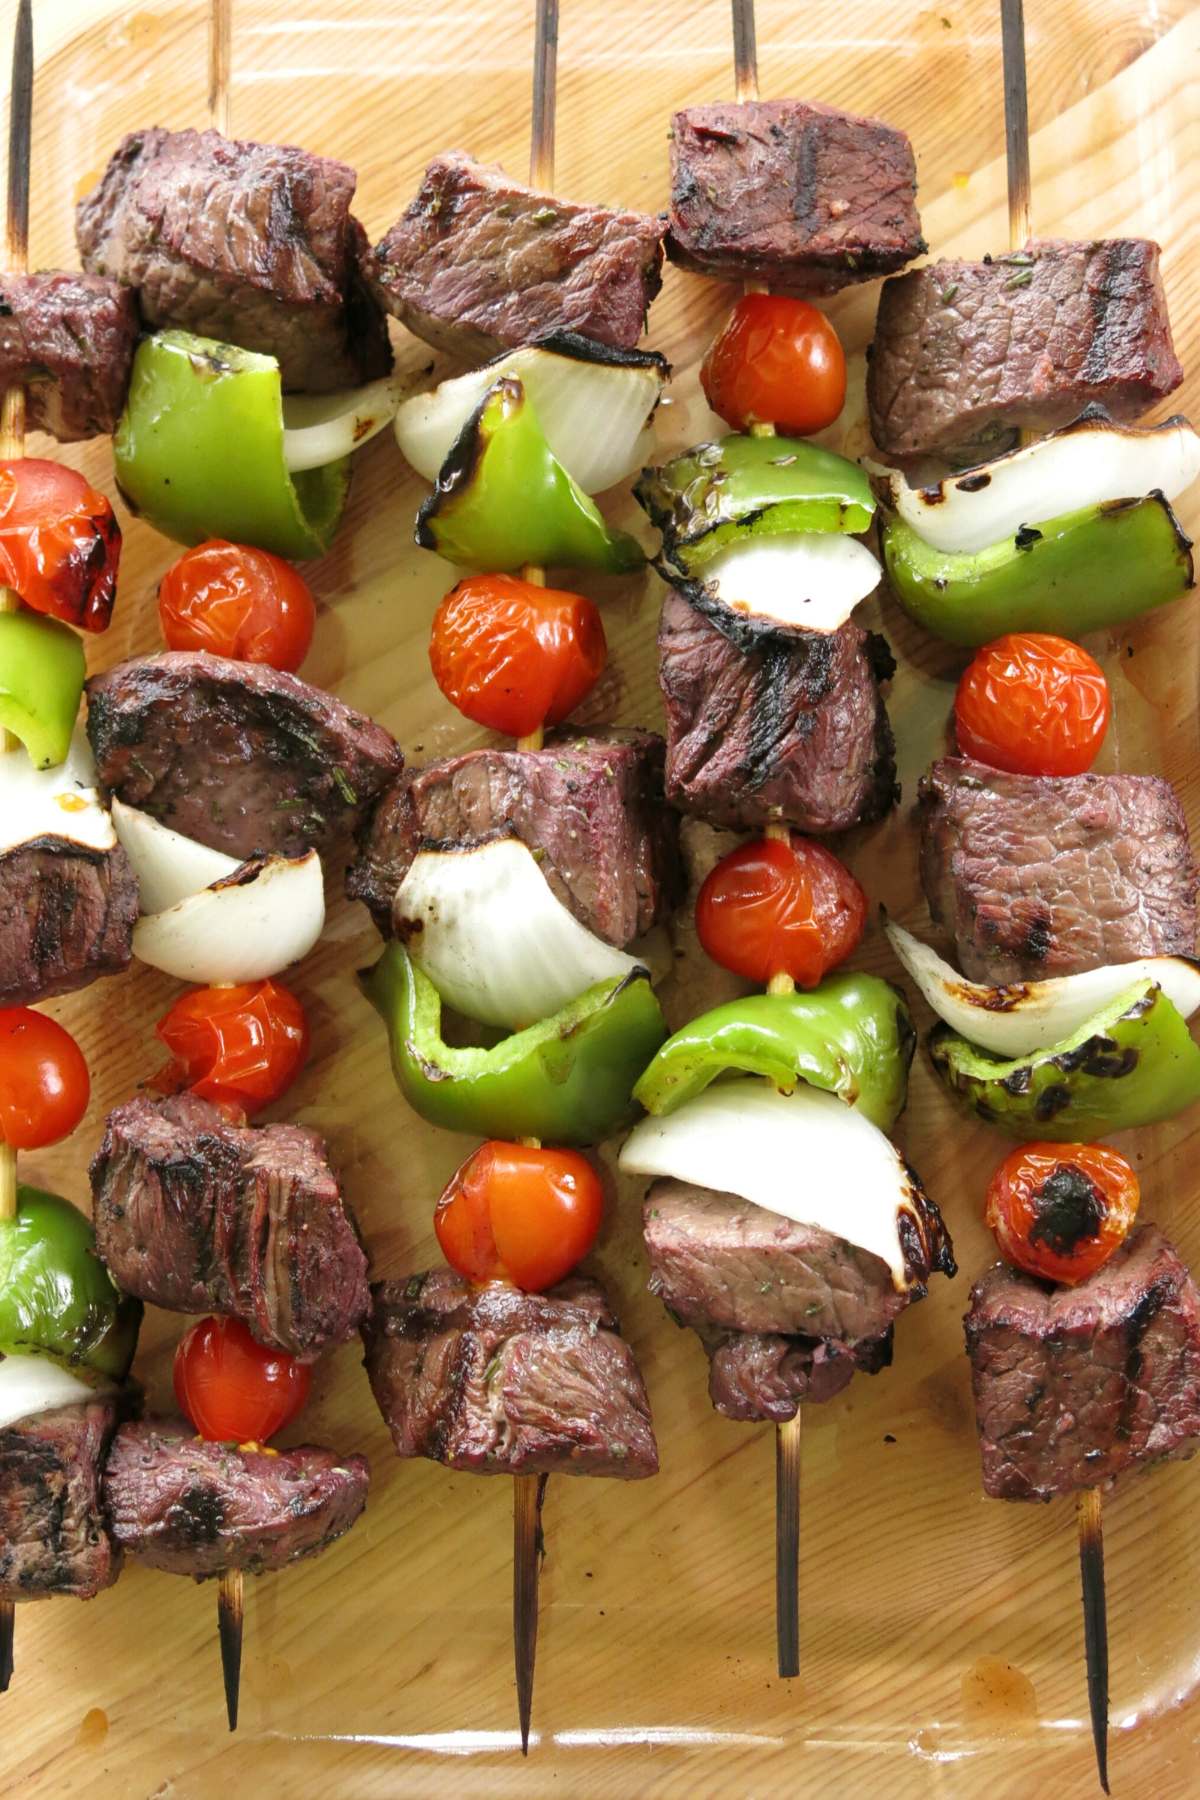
[[111, 799, 240, 914], [619, 1079, 924, 1291], [0, 730, 115, 856], [869, 414, 1200, 555], [282, 373, 407, 472], [886, 919, 1200, 1057], [395, 835, 639, 1030], [133, 850, 325, 984], [697, 531, 881, 632], [0, 1353, 111, 1433], [394, 343, 666, 493]]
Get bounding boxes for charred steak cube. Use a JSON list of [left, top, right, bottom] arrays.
[[919, 757, 1197, 983], [0, 838, 138, 1008], [362, 1269, 659, 1479], [658, 591, 897, 833], [703, 1328, 893, 1422], [365, 150, 665, 360], [868, 239, 1184, 459], [86, 650, 404, 864], [76, 126, 390, 392], [643, 1178, 951, 1346], [667, 99, 924, 295], [348, 730, 683, 946], [0, 1399, 125, 1602], [0, 271, 137, 440], [103, 1419, 369, 1578], [90, 1094, 370, 1361], [965, 1226, 1200, 1502]]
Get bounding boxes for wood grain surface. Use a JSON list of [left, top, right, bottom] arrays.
[[3, 2, 1199, 1795]]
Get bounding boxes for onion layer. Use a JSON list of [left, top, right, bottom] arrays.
[[886, 919, 1200, 1057], [282, 373, 407, 472], [394, 836, 639, 1030], [0, 1352, 112, 1432], [1, 730, 115, 856], [696, 531, 881, 633], [132, 851, 325, 984]]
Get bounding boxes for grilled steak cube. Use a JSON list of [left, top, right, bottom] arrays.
[[348, 730, 682, 946], [77, 127, 391, 392], [362, 1269, 659, 1479], [644, 1178, 951, 1345], [667, 99, 924, 295], [0, 1399, 125, 1602], [90, 1094, 369, 1360], [658, 591, 897, 833], [86, 650, 404, 863], [868, 239, 1183, 459], [0, 271, 137, 440], [365, 151, 665, 360], [0, 838, 137, 1008], [704, 1328, 893, 1422], [965, 1226, 1200, 1502], [919, 757, 1197, 983], [103, 1419, 369, 1578]]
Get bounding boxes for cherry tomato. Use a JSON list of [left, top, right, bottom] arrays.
[[434, 1141, 604, 1292], [700, 294, 847, 436], [158, 539, 316, 671], [0, 458, 120, 632], [174, 1315, 312, 1443], [954, 633, 1110, 777], [695, 833, 866, 988], [429, 573, 606, 738], [985, 1141, 1139, 1287], [151, 980, 309, 1116], [0, 1008, 90, 1150]]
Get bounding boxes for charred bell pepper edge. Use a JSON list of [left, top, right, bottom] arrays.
[[113, 330, 351, 560], [414, 376, 645, 575], [928, 980, 1200, 1141], [0, 608, 85, 768], [880, 492, 1194, 647], [360, 944, 668, 1147], [632, 974, 916, 1133], [0, 1186, 142, 1380]]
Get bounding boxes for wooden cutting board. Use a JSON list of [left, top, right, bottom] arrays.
[[4, 1, 1200, 1795]]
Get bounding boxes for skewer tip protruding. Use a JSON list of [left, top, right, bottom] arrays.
[[999, 0, 1032, 249], [731, 0, 758, 105], [774, 1409, 801, 1677], [528, 0, 558, 193], [217, 1567, 244, 1732], [1077, 1486, 1110, 1794], [5, 0, 32, 273], [0, 1600, 14, 1693], [513, 1472, 547, 1754]]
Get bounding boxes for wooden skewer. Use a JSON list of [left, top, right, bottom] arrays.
[[0, 0, 34, 1692], [511, 0, 559, 1750], [999, 5, 1107, 1788], [730, 0, 801, 1682]]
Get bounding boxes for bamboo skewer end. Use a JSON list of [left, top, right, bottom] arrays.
[[513, 1472, 547, 1754], [0, 1143, 17, 1223], [1077, 1486, 1110, 1793], [0, 1601, 13, 1693], [217, 1567, 244, 1732]]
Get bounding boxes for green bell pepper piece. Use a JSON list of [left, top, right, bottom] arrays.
[[929, 980, 1200, 1140], [415, 376, 645, 574], [113, 330, 350, 559], [881, 494, 1194, 648], [634, 433, 875, 573], [361, 943, 667, 1146], [632, 973, 915, 1132], [0, 1187, 141, 1379], [0, 607, 85, 768]]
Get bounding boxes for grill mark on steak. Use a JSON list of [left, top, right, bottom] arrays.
[[0, 271, 138, 440], [0, 1398, 129, 1603], [86, 650, 404, 863], [90, 1094, 370, 1360], [918, 757, 1197, 982], [0, 837, 138, 1008], [362, 1269, 658, 1479]]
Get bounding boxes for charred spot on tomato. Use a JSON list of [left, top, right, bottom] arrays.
[[1027, 1162, 1105, 1255]]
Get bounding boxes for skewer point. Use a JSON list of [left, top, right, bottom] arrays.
[[1076, 1486, 1110, 1794], [217, 1567, 244, 1732], [0, 1601, 14, 1693], [513, 1472, 547, 1754]]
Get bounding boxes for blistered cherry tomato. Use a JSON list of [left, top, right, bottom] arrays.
[[0, 458, 120, 631], [695, 833, 866, 988], [985, 1141, 1139, 1287], [158, 539, 316, 670], [700, 294, 847, 436], [151, 980, 309, 1116], [954, 633, 1110, 777], [430, 572, 607, 738], [174, 1315, 312, 1443], [0, 1008, 90, 1150], [435, 1140, 604, 1292]]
